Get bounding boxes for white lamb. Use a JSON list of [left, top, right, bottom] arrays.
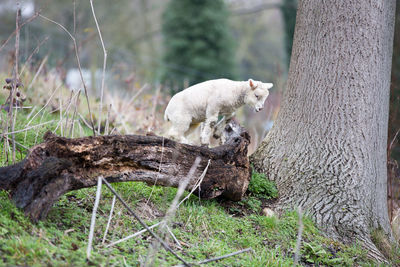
[[164, 78, 273, 146]]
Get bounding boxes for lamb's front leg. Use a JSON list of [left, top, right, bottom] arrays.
[[201, 109, 218, 146]]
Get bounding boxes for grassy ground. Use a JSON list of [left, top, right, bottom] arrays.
[[0, 160, 379, 267], [0, 183, 376, 267], [0, 74, 395, 266]]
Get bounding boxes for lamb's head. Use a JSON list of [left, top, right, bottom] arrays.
[[244, 79, 273, 112]]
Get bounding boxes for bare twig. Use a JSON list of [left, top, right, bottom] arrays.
[[101, 178, 191, 267], [145, 158, 200, 266], [4, 136, 28, 150], [174, 248, 253, 267], [34, 110, 46, 145], [26, 55, 48, 91], [166, 224, 182, 249], [126, 83, 149, 107], [59, 90, 63, 136], [388, 128, 400, 154], [0, 11, 39, 53], [90, 0, 108, 135], [177, 159, 210, 208], [87, 177, 103, 259], [26, 83, 61, 126], [78, 113, 93, 130], [73, 0, 76, 36], [69, 91, 81, 138], [105, 104, 111, 135], [10, 5, 22, 164], [164, 158, 201, 222], [198, 248, 253, 265], [1, 120, 55, 137], [102, 195, 116, 244], [19, 36, 49, 76], [149, 84, 161, 131], [105, 221, 163, 248], [63, 90, 75, 135], [39, 14, 96, 136]]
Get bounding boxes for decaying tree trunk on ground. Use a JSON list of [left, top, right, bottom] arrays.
[[0, 130, 251, 222]]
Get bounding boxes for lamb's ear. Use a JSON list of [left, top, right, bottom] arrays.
[[264, 83, 273, 90], [248, 79, 257, 90]]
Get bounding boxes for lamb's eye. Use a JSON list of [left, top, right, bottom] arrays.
[[255, 94, 260, 99]]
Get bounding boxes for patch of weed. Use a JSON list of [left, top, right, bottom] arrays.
[[248, 170, 278, 199]]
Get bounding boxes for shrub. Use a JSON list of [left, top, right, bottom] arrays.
[[248, 171, 278, 199]]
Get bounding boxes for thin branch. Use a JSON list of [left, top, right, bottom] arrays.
[[1, 120, 55, 137], [198, 248, 253, 265], [105, 221, 163, 248], [87, 177, 102, 259], [39, 14, 96, 136], [19, 36, 49, 76], [388, 127, 400, 155], [26, 83, 61, 126], [101, 178, 191, 267], [174, 248, 253, 267], [10, 5, 22, 164], [104, 104, 111, 135], [164, 158, 201, 222], [102, 195, 116, 244], [73, 0, 76, 36], [78, 113, 93, 130], [149, 84, 161, 131], [126, 83, 149, 107], [177, 159, 210, 208], [166, 224, 182, 249], [26, 54, 48, 91], [4, 135, 29, 150], [0, 12, 39, 53], [90, 0, 108, 135], [145, 158, 200, 266]]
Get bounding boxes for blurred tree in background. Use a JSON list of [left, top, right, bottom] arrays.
[[162, 0, 236, 92], [280, 0, 297, 67]]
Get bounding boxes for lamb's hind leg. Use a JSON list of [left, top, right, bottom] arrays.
[[167, 117, 191, 144], [183, 123, 201, 145]]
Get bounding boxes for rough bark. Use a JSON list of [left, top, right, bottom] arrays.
[[0, 130, 251, 222], [251, 0, 396, 261]]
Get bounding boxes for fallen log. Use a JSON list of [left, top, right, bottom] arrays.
[[0, 128, 251, 222]]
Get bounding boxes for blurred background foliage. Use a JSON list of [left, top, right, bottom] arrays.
[[0, 0, 296, 151], [0, 0, 398, 159], [162, 0, 236, 91], [0, 0, 291, 94]]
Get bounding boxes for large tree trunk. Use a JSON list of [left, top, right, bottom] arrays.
[[0, 130, 251, 222], [251, 0, 396, 260]]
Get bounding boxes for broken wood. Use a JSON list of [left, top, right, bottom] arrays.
[[0, 128, 251, 222]]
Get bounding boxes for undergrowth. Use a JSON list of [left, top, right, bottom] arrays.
[[0, 183, 376, 266]]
